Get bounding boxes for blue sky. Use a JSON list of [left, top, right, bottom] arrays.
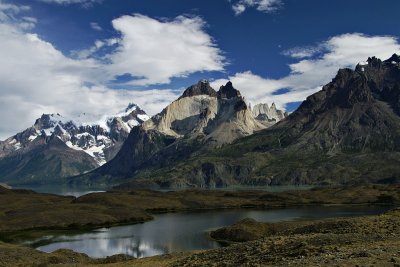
[[0, 0, 400, 139]]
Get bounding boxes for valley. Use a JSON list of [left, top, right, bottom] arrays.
[[0, 184, 398, 266]]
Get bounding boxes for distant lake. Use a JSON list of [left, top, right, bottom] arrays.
[[30, 205, 392, 258], [11, 184, 107, 198], [13, 184, 314, 197]]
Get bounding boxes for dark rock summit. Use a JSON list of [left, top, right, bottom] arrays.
[[178, 80, 217, 99], [384, 53, 400, 64], [217, 81, 242, 99]]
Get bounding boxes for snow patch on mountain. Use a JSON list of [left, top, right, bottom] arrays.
[[0, 103, 149, 165]]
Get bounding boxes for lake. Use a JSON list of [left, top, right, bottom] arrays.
[[12, 184, 314, 198], [31, 205, 391, 258], [11, 184, 107, 197]]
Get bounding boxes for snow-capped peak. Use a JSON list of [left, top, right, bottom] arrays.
[[2, 103, 148, 166]]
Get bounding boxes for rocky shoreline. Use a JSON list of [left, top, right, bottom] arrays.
[[0, 185, 399, 266]]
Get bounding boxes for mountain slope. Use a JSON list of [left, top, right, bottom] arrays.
[[0, 103, 149, 186], [72, 80, 285, 186], [0, 136, 99, 186], [114, 54, 400, 188]]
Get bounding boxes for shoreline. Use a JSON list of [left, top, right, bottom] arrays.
[[1, 184, 399, 233], [21, 203, 395, 249], [0, 185, 399, 260], [2, 202, 391, 246], [0, 206, 398, 266]]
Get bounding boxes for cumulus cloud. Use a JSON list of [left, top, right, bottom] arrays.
[[73, 15, 225, 85], [230, 0, 283, 15], [211, 33, 400, 110], [0, 5, 185, 139], [0, 2, 228, 139], [106, 14, 225, 86]]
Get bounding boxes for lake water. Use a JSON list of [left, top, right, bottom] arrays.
[[12, 185, 107, 197], [33, 205, 391, 258], [12, 184, 314, 198]]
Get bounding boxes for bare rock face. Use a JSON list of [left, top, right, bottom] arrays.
[[142, 80, 265, 145], [252, 102, 288, 125], [75, 80, 276, 185]]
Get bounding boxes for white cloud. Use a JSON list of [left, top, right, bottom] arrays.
[[0, 6, 182, 140], [0, 1, 33, 29], [71, 38, 118, 59], [0, 3, 228, 139], [282, 45, 322, 59], [211, 33, 400, 110], [106, 14, 225, 86], [90, 22, 102, 31], [0, 2, 30, 15], [231, 0, 283, 15], [74, 14, 225, 85]]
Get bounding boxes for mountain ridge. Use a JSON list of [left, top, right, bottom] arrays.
[[71, 80, 287, 186], [109, 54, 400, 189], [0, 103, 149, 185]]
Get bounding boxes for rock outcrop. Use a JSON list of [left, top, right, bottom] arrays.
[[252, 102, 287, 122], [141, 80, 265, 145], [73, 80, 278, 185]]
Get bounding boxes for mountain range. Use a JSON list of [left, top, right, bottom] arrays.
[[3, 55, 400, 189], [74, 54, 400, 189], [71, 80, 287, 187], [0, 104, 149, 185], [0, 81, 285, 187]]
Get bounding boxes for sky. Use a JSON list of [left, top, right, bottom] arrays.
[[0, 0, 400, 139]]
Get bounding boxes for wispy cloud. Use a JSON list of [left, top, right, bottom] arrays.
[[211, 33, 400, 110], [36, 0, 103, 8], [230, 0, 283, 15], [90, 22, 102, 31], [0, 1, 34, 29]]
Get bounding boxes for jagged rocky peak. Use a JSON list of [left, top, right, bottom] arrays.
[[252, 102, 287, 122], [111, 103, 149, 129], [293, 54, 400, 124], [34, 113, 65, 130], [356, 54, 400, 74], [178, 79, 217, 99], [384, 53, 400, 64], [367, 56, 382, 67], [124, 103, 138, 113], [143, 80, 219, 138], [217, 81, 242, 99], [141, 80, 265, 143], [122, 103, 148, 119]]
